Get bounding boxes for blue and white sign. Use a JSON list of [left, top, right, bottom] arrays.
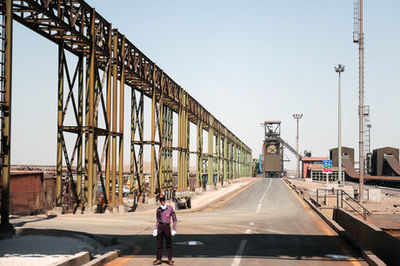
[[323, 160, 332, 173]]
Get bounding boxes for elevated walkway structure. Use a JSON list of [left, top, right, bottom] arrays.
[[0, 0, 252, 225]]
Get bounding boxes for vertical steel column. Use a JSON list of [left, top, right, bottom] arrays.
[[178, 91, 188, 191], [184, 93, 188, 190], [208, 117, 214, 185], [216, 133, 220, 184], [223, 130, 228, 182], [139, 93, 144, 192], [0, 0, 12, 229], [118, 36, 126, 204], [150, 66, 156, 197], [236, 145, 239, 178], [111, 32, 118, 206], [105, 29, 112, 202], [84, 52, 89, 204], [242, 148, 244, 177], [56, 44, 64, 206], [130, 88, 135, 193], [196, 109, 203, 188], [233, 144, 237, 179], [186, 104, 190, 190], [158, 73, 164, 195], [227, 141, 231, 180], [167, 106, 173, 191], [177, 90, 182, 191], [86, 10, 96, 208], [77, 56, 84, 202], [161, 105, 169, 192], [239, 147, 242, 177]]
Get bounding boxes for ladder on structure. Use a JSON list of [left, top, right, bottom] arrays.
[[363, 105, 371, 173]]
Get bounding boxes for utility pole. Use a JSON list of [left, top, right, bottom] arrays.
[[293, 114, 303, 178], [353, 0, 364, 201], [335, 64, 345, 184]]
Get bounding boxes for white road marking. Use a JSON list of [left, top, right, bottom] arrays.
[[231, 239, 248, 266], [256, 203, 262, 213], [245, 229, 251, 234], [256, 178, 273, 213]]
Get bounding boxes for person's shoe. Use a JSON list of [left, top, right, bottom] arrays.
[[153, 260, 162, 265], [168, 260, 174, 265]]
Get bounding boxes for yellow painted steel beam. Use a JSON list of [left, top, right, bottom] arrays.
[[158, 72, 164, 195], [224, 129, 228, 182], [111, 31, 118, 206], [150, 66, 157, 197], [86, 9, 96, 209], [216, 133, 220, 184], [208, 116, 214, 185], [0, 0, 13, 228], [196, 108, 203, 188], [105, 26, 112, 204], [118, 36, 126, 205], [76, 56, 84, 203]]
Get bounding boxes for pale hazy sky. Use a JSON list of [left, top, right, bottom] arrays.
[[11, 0, 400, 170]]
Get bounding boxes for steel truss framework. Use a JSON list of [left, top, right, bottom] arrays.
[[0, 0, 251, 221]]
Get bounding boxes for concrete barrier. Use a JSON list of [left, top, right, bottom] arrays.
[[333, 208, 399, 265], [54, 251, 91, 266], [367, 189, 381, 202], [83, 250, 119, 266]]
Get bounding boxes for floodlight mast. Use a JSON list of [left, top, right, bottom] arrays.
[[335, 64, 345, 184], [293, 114, 303, 178]]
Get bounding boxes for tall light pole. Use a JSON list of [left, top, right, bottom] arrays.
[[293, 114, 303, 178], [335, 64, 345, 184]]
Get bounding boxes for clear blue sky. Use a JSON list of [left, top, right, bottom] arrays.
[[11, 0, 400, 170]]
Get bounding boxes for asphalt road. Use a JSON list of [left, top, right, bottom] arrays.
[[107, 178, 366, 266]]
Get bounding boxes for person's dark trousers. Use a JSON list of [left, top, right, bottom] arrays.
[[156, 223, 172, 261]]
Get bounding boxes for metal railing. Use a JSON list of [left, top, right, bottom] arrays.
[[316, 188, 371, 220]]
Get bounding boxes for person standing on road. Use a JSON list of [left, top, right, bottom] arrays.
[[153, 195, 177, 265]]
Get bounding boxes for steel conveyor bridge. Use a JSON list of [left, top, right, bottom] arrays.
[[0, 0, 252, 226]]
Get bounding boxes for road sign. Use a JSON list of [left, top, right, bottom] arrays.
[[323, 160, 332, 173]]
